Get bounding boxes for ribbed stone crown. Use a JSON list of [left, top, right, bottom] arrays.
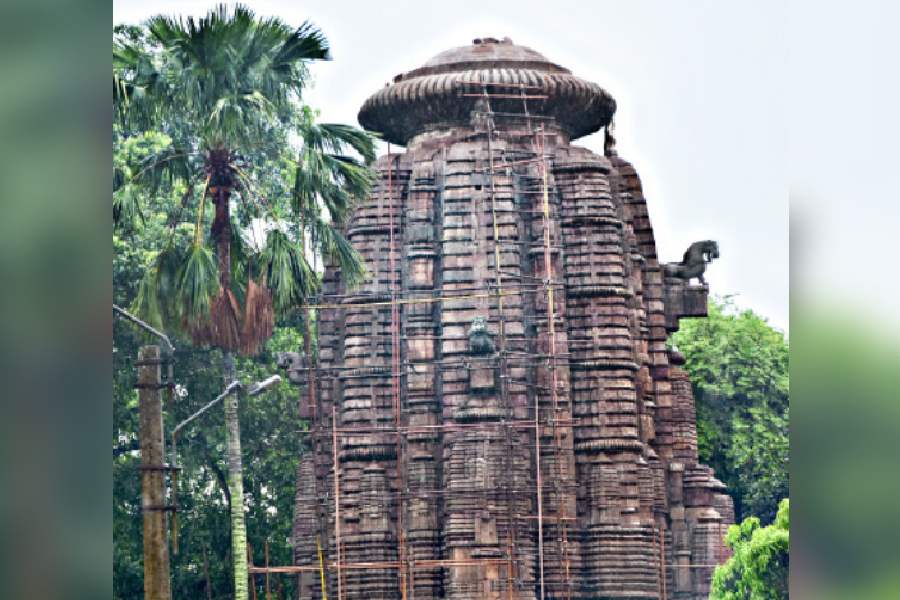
[[358, 37, 616, 145]]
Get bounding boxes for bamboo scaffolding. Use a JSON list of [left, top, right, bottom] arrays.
[[248, 562, 728, 575], [265, 88, 728, 600], [461, 93, 549, 99]]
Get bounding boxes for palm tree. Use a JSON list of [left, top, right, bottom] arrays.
[[114, 6, 375, 599]]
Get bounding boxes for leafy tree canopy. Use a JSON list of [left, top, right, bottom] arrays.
[[711, 498, 790, 600], [113, 153, 308, 599], [671, 296, 789, 522], [113, 4, 376, 355], [113, 6, 376, 598]]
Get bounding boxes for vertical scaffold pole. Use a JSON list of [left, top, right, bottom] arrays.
[[317, 536, 329, 600], [536, 124, 556, 600], [332, 405, 343, 600], [265, 540, 271, 600], [481, 85, 518, 599], [387, 143, 409, 600], [660, 526, 667, 600]]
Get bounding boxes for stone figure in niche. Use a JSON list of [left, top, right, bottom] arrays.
[[468, 316, 495, 355], [663, 240, 720, 284], [470, 94, 493, 130]]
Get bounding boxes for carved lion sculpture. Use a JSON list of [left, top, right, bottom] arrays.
[[468, 316, 495, 355], [663, 240, 720, 284]]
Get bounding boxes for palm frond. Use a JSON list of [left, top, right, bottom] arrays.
[[291, 156, 321, 216], [129, 145, 196, 196], [293, 117, 377, 227], [319, 154, 374, 221], [272, 20, 330, 82], [312, 221, 367, 288], [328, 233, 367, 289], [130, 268, 164, 331], [113, 184, 144, 231], [316, 123, 377, 164], [153, 244, 184, 318], [263, 228, 316, 312], [135, 4, 332, 151], [113, 34, 166, 131], [129, 244, 185, 330], [176, 243, 220, 324]]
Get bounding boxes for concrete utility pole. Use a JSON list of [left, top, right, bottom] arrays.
[[137, 345, 172, 600]]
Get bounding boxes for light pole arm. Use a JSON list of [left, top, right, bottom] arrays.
[[113, 304, 175, 354], [170, 375, 281, 462], [173, 380, 242, 438]]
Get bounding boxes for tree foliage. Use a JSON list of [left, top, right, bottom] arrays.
[[113, 6, 375, 598], [113, 5, 375, 355], [671, 296, 789, 523], [114, 191, 306, 599], [711, 498, 790, 600]]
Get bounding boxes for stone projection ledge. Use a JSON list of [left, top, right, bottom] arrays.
[[280, 37, 732, 600], [664, 281, 710, 333]]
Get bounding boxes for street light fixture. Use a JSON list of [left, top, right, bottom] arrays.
[[169, 374, 282, 559]]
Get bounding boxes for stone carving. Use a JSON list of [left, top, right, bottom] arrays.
[[275, 351, 301, 370], [664, 240, 720, 284], [467, 316, 495, 355], [275, 351, 306, 385], [283, 37, 732, 600], [603, 121, 618, 157]]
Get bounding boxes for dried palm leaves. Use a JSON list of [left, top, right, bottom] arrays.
[[240, 276, 274, 356]]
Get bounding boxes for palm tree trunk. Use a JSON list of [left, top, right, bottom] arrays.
[[224, 352, 249, 600], [214, 182, 232, 290], [212, 158, 249, 600]]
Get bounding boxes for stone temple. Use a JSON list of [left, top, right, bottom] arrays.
[[281, 37, 733, 600]]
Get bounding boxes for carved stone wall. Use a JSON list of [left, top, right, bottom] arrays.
[[281, 37, 732, 600]]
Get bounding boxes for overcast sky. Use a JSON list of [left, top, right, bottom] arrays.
[[115, 0, 789, 332]]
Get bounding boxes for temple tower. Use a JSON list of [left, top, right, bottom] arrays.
[[282, 37, 733, 600]]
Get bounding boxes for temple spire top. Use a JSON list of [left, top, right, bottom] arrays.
[[357, 39, 616, 145]]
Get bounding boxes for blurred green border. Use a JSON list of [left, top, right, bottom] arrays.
[[792, 302, 900, 599], [0, 1, 112, 599]]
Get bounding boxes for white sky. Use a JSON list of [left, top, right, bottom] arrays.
[[115, 0, 789, 332]]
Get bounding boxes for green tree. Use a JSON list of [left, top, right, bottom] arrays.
[[711, 498, 789, 600], [671, 296, 789, 522], [115, 200, 310, 599], [113, 7, 375, 600], [114, 310, 304, 599], [113, 5, 373, 352]]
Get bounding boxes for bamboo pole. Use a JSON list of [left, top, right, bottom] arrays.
[[660, 527, 667, 600], [265, 541, 271, 600], [317, 536, 328, 600], [534, 124, 557, 600], [387, 143, 408, 600], [332, 406, 343, 600], [248, 545, 258, 600]]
